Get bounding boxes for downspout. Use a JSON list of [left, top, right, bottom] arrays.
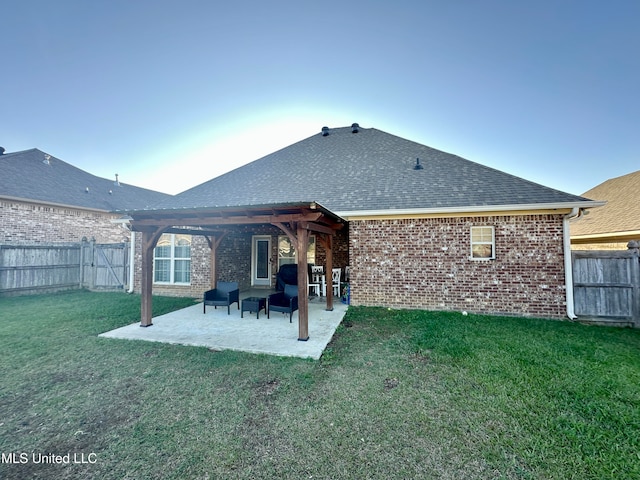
[[563, 207, 581, 319], [110, 216, 136, 293], [128, 230, 136, 293]]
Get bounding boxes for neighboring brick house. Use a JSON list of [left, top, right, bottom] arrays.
[[570, 169, 640, 250], [0, 147, 172, 245], [0, 147, 174, 294], [125, 124, 602, 320]]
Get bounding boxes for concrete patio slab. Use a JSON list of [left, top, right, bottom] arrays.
[[99, 294, 348, 360]]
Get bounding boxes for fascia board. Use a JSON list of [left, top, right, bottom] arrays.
[[571, 230, 640, 241], [0, 194, 111, 213], [335, 201, 606, 220]]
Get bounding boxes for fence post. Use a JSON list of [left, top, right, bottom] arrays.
[[628, 241, 640, 328], [123, 240, 130, 291], [79, 237, 87, 288], [89, 237, 97, 290]]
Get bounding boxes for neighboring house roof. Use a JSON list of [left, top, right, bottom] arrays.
[[0, 148, 172, 212], [143, 125, 597, 217], [571, 169, 640, 244]]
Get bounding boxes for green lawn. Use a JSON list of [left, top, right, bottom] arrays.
[[1, 291, 639, 479]]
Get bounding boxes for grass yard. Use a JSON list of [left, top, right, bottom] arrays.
[[1, 291, 639, 479]]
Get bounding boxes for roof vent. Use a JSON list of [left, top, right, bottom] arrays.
[[43, 154, 51, 165], [114, 174, 121, 186], [321, 126, 330, 136], [351, 123, 360, 133], [0, 147, 5, 155], [413, 158, 424, 170]]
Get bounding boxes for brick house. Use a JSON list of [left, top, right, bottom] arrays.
[[571, 169, 640, 250], [0, 147, 172, 245], [0, 147, 173, 294], [124, 125, 602, 335]]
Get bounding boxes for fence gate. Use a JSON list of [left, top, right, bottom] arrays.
[[572, 246, 640, 327], [80, 239, 129, 290], [0, 240, 130, 296]]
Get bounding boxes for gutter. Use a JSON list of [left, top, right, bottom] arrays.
[[571, 230, 640, 244], [335, 200, 605, 219], [563, 207, 582, 319]]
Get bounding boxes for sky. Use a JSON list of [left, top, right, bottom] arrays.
[[2, 1, 638, 196]]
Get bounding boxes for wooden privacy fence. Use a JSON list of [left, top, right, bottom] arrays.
[[0, 239, 129, 296], [572, 243, 640, 328]]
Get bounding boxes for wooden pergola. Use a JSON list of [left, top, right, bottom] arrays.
[[127, 202, 344, 341]]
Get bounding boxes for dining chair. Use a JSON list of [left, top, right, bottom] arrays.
[[311, 265, 325, 296], [331, 268, 341, 296], [308, 267, 321, 296]]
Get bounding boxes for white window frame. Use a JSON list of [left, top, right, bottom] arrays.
[[470, 226, 495, 260], [153, 234, 192, 285], [277, 235, 316, 269]]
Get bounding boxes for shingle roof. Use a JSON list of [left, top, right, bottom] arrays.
[[156, 126, 592, 214], [0, 148, 172, 211], [571, 169, 640, 236]]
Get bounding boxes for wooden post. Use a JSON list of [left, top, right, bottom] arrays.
[[629, 241, 640, 328], [79, 237, 86, 288], [206, 233, 227, 290], [325, 234, 334, 311], [296, 225, 309, 341], [89, 237, 97, 290], [140, 229, 163, 327], [209, 236, 217, 290]]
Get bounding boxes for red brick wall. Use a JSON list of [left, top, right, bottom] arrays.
[[132, 224, 351, 298], [143, 234, 211, 298], [1, 200, 130, 244], [314, 225, 350, 277], [349, 214, 567, 318]]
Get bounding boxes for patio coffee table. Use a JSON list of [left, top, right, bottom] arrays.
[[241, 296, 266, 319]]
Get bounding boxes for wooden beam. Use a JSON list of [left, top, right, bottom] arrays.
[[272, 222, 298, 250], [296, 224, 309, 341], [130, 212, 323, 229], [164, 227, 227, 237], [299, 221, 338, 236], [140, 227, 166, 327]]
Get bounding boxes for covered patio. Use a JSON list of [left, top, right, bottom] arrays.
[[127, 202, 346, 343], [100, 290, 348, 359]]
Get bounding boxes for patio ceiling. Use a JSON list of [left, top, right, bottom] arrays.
[[127, 201, 342, 227], [125, 201, 346, 341]]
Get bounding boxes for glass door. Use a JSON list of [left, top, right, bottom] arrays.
[[251, 236, 272, 286]]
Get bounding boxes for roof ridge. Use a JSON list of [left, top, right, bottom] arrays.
[[152, 125, 594, 214], [0, 147, 41, 157], [1, 147, 172, 212]]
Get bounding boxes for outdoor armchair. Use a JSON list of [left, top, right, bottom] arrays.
[[203, 281, 240, 315], [268, 284, 299, 322]]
